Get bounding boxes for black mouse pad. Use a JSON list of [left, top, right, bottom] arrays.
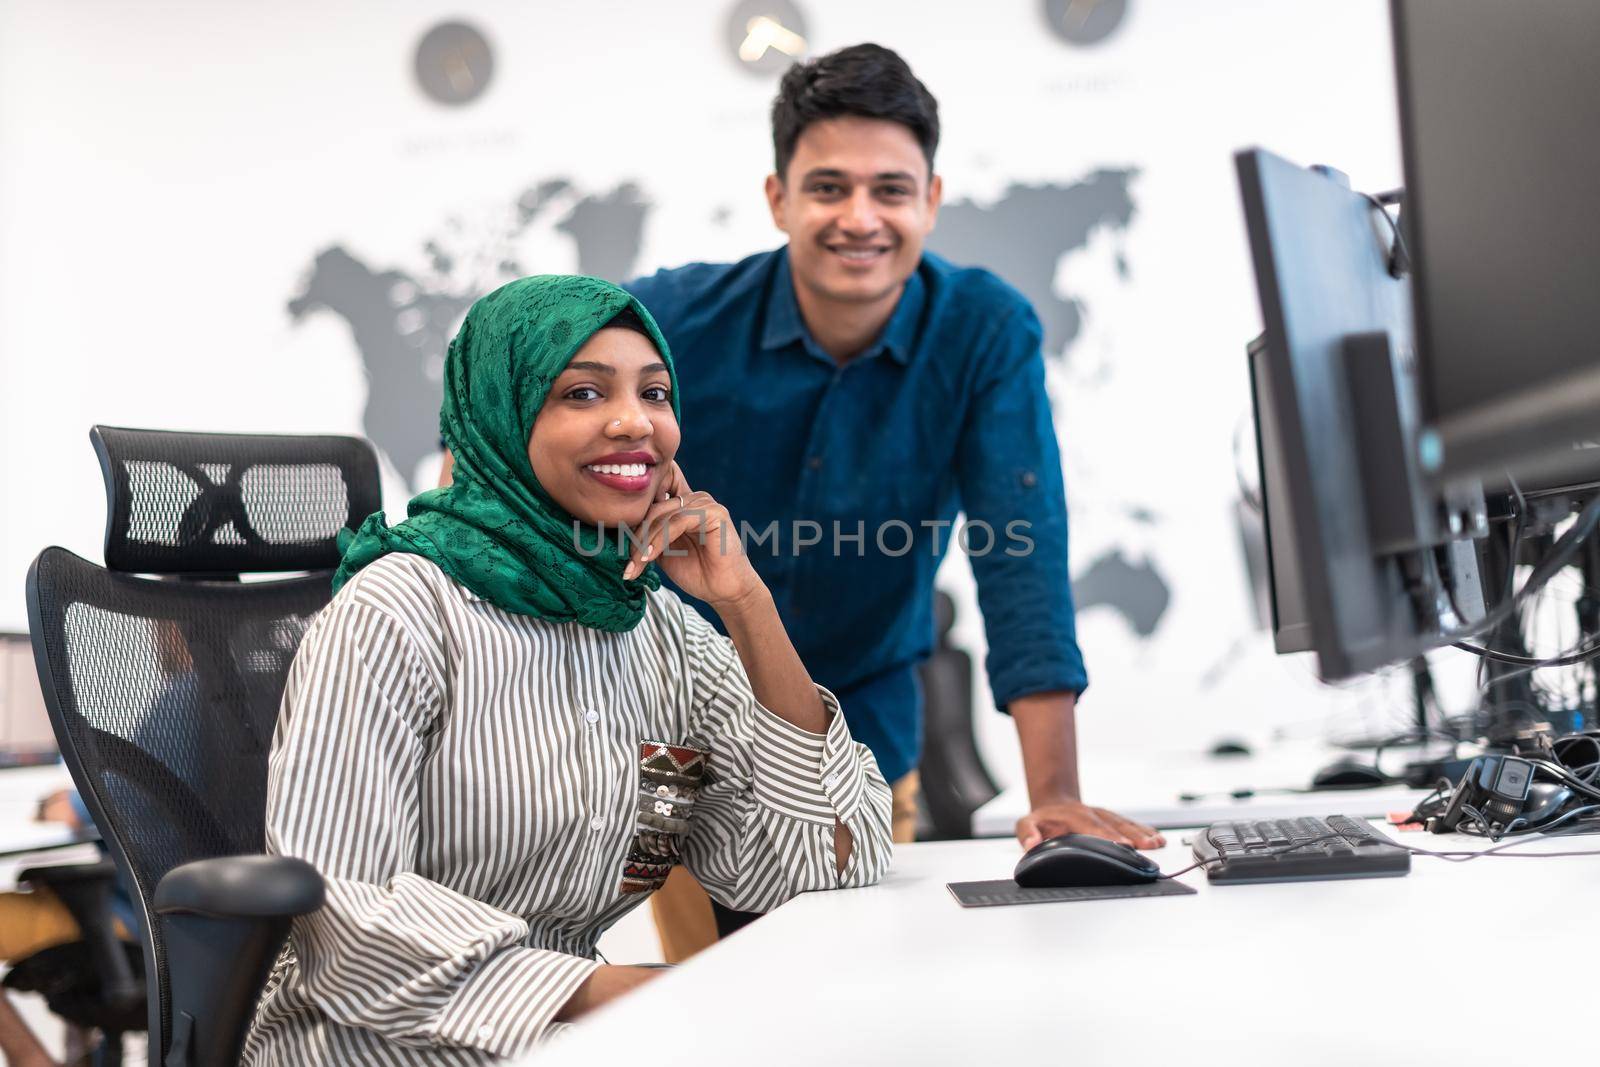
[[946, 879, 1197, 908]]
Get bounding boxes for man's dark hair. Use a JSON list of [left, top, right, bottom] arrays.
[[771, 43, 940, 179]]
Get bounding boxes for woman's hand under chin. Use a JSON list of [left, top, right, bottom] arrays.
[[623, 462, 765, 610]]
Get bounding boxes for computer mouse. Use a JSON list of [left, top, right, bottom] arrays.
[[1519, 782, 1574, 826], [1310, 756, 1388, 790], [1209, 737, 1253, 758], [1013, 833, 1162, 888]]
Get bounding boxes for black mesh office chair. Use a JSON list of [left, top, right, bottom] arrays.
[[915, 592, 998, 840], [25, 426, 381, 1066]]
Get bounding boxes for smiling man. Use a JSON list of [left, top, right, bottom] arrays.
[[622, 42, 1162, 961]]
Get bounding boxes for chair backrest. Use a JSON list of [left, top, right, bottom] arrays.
[[916, 592, 998, 840], [27, 426, 379, 1061]]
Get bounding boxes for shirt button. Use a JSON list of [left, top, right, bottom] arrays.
[[584, 709, 599, 724], [1020, 470, 1038, 488], [807, 456, 823, 470], [589, 815, 605, 832], [823, 772, 842, 789], [477, 1025, 493, 1041]]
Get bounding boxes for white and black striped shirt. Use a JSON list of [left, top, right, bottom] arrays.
[[242, 553, 893, 1065]]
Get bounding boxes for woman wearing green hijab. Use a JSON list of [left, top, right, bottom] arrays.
[[244, 276, 894, 1065]]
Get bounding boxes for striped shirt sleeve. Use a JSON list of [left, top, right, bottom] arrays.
[[265, 598, 597, 1059], [672, 600, 894, 912]]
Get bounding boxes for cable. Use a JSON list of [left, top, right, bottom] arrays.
[[1376, 832, 1600, 863], [1524, 757, 1600, 803], [1440, 473, 1524, 640], [1505, 472, 1528, 607], [1458, 803, 1493, 837], [1520, 804, 1600, 836], [1457, 575, 1600, 744], [1159, 832, 1351, 880], [1568, 759, 1600, 787], [1409, 748, 1600, 840], [1165, 824, 1600, 880], [1359, 191, 1410, 277], [1452, 638, 1600, 668], [1404, 782, 1453, 827], [1158, 860, 1213, 879], [1448, 493, 1600, 648], [1482, 804, 1600, 840]]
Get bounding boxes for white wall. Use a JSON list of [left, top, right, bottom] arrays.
[[0, 0, 1456, 789]]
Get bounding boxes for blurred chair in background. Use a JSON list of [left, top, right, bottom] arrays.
[[0, 853, 141, 1067], [915, 592, 998, 840]]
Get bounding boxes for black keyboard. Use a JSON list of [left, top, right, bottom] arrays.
[[1192, 815, 1411, 884]]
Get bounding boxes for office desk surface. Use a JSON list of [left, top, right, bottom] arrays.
[[973, 739, 1437, 835], [532, 828, 1597, 1066], [0, 763, 93, 883]]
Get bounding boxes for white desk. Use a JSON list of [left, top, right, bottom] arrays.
[[0, 763, 95, 888], [530, 827, 1598, 1066], [973, 740, 1439, 835]]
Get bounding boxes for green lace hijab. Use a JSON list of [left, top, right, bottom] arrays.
[[333, 275, 681, 632]]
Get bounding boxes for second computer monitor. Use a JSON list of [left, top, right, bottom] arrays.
[[1238, 148, 1485, 681], [1393, 0, 1600, 491]]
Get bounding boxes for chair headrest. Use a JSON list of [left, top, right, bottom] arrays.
[[91, 426, 382, 575]]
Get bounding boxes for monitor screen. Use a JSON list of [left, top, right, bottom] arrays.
[[1393, 0, 1600, 487], [0, 632, 55, 757]]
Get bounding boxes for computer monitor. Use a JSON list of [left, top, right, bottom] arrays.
[[0, 631, 56, 762], [1237, 148, 1486, 682], [1246, 335, 1310, 657], [1393, 0, 1600, 491]]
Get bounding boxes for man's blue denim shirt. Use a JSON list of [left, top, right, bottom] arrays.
[[627, 248, 1087, 784]]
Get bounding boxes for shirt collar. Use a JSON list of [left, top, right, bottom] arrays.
[[760, 249, 808, 353], [876, 268, 924, 366], [761, 247, 923, 366]]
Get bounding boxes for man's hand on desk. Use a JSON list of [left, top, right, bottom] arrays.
[[1016, 800, 1165, 852], [1007, 691, 1166, 851]]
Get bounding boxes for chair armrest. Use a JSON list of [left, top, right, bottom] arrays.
[[153, 854, 323, 919], [151, 856, 324, 1067], [19, 858, 118, 888]]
